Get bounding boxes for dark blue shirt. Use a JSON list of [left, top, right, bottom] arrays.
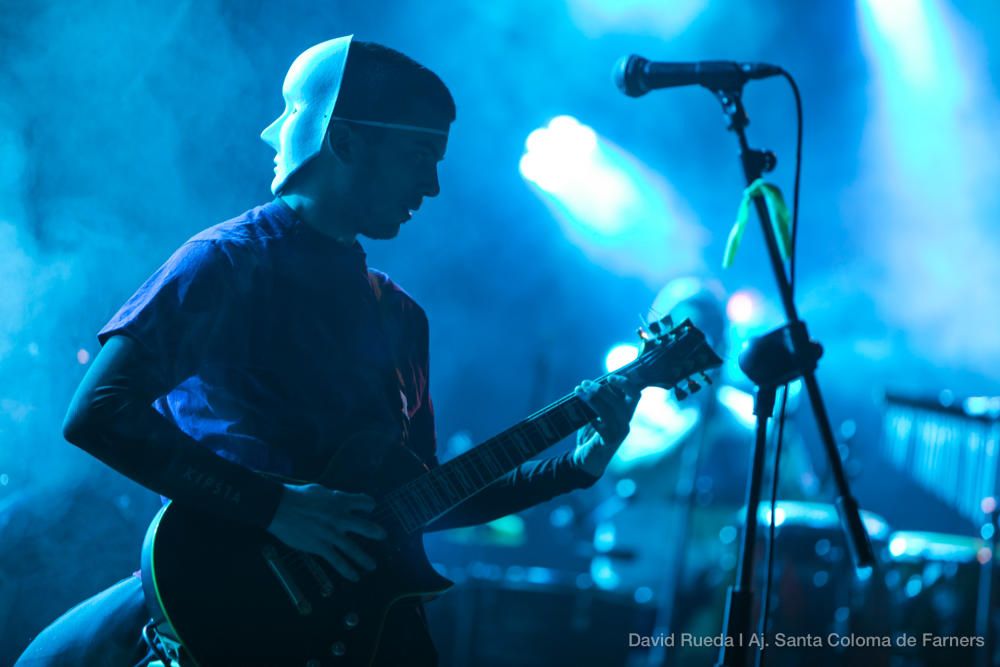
[[99, 199, 431, 484]]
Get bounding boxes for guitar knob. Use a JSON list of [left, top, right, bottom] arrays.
[[344, 612, 360, 628], [331, 641, 347, 656]]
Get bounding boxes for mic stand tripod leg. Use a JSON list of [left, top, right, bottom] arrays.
[[715, 385, 776, 667]]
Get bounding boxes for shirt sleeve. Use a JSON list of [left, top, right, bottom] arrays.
[[98, 239, 234, 379], [424, 449, 598, 532]]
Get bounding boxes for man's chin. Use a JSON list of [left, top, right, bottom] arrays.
[[362, 223, 402, 241]]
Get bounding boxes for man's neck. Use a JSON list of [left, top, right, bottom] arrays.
[[278, 193, 358, 246]]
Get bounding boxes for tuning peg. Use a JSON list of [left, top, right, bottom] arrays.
[[648, 320, 662, 335], [674, 385, 688, 401], [686, 378, 701, 394], [636, 326, 651, 341], [701, 372, 713, 385]]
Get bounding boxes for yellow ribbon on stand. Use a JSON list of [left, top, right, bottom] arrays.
[[723, 179, 792, 268]]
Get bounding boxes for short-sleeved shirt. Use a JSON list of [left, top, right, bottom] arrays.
[[98, 199, 434, 480]]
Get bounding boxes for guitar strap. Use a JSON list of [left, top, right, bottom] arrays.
[[366, 271, 412, 450], [317, 272, 412, 483]]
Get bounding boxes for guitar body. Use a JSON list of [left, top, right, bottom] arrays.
[[141, 444, 452, 666]]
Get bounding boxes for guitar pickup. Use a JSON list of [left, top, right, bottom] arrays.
[[300, 553, 335, 597]]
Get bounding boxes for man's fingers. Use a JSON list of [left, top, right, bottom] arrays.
[[575, 377, 638, 446], [607, 374, 641, 403], [329, 533, 377, 572], [342, 492, 376, 513], [591, 386, 630, 422], [320, 546, 360, 582], [339, 516, 388, 541]]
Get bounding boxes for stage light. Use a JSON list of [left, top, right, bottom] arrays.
[[857, 0, 1000, 373], [549, 505, 575, 528], [717, 385, 755, 429], [615, 478, 637, 498], [604, 342, 639, 372], [965, 396, 1000, 417], [567, 0, 707, 38], [889, 535, 908, 558], [590, 556, 621, 590], [634, 587, 654, 604], [76, 348, 90, 364], [609, 387, 699, 471], [594, 522, 616, 552], [726, 289, 759, 325], [520, 116, 598, 196], [860, 0, 940, 87], [520, 115, 633, 234], [520, 116, 706, 283], [526, 567, 554, 585]]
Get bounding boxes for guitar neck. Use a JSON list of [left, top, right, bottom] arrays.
[[383, 393, 596, 533]]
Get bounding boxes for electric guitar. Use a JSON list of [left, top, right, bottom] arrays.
[[140, 317, 722, 666]]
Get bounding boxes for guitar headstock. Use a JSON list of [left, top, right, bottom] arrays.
[[617, 317, 723, 400]]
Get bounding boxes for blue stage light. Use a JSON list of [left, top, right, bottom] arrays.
[[856, 0, 1000, 372], [604, 342, 639, 372], [520, 116, 706, 282], [567, 0, 707, 38]]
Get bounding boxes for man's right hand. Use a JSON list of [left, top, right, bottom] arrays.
[[266, 483, 387, 582]]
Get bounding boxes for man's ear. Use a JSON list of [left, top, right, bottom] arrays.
[[325, 122, 357, 163]]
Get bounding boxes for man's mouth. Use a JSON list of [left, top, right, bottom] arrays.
[[403, 202, 421, 221]]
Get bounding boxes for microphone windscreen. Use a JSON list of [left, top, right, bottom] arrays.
[[613, 55, 648, 97]]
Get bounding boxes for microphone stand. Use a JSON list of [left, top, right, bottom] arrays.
[[705, 84, 876, 667]]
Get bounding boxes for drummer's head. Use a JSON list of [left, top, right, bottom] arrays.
[[649, 276, 728, 358]]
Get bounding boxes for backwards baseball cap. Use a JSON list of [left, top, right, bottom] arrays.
[[261, 35, 449, 194]]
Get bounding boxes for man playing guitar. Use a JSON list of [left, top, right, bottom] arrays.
[[16, 37, 643, 666]]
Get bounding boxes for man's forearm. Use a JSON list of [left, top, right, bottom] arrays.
[[63, 336, 284, 528], [424, 450, 596, 532], [66, 397, 284, 528]]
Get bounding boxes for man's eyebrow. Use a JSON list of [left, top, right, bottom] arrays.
[[412, 137, 446, 159]]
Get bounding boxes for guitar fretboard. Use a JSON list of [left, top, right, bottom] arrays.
[[383, 394, 596, 533]]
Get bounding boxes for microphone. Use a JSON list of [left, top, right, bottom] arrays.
[[614, 55, 782, 97]]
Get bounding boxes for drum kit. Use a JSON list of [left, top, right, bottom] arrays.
[[427, 498, 992, 667], [427, 386, 999, 666]]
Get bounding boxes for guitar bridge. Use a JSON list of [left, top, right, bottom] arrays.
[[261, 545, 312, 615]]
